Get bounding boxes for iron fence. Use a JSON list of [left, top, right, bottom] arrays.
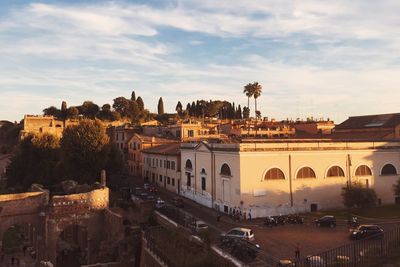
[[292, 225, 400, 267]]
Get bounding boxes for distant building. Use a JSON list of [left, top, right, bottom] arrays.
[[142, 120, 224, 141], [334, 113, 400, 139], [110, 126, 140, 160], [21, 115, 128, 139], [293, 121, 335, 135], [142, 143, 181, 193], [220, 120, 296, 138], [126, 134, 176, 177], [180, 139, 400, 217], [20, 115, 67, 139]]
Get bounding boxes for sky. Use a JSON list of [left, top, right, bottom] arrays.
[[1, 0, 400, 123]]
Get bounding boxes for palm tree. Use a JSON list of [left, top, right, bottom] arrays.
[[251, 82, 262, 137], [243, 83, 254, 135]]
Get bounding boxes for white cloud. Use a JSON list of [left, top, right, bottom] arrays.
[[0, 1, 400, 123]]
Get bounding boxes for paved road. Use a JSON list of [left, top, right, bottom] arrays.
[[127, 177, 400, 263]]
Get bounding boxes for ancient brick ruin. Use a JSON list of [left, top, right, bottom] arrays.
[[0, 181, 125, 266]]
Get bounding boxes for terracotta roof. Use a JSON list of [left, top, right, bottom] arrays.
[[142, 143, 181, 155], [130, 133, 176, 143], [335, 113, 400, 130]]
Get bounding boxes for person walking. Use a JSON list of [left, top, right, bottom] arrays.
[[216, 211, 221, 222], [295, 243, 301, 259], [248, 209, 252, 221]]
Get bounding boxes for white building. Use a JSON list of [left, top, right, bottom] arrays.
[[180, 140, 400, 218]]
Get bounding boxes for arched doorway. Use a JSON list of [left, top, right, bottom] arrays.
[[56, 225, 88, 267]]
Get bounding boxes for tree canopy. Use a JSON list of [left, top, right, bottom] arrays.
[[60, 119, 110, 183]]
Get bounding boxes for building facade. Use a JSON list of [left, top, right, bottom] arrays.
[[126, 134, 175, 177], [180, 140, 400, 218], [142, 143, 181, 193]]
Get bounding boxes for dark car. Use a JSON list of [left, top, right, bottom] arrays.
[[315, 215, 336, 228], [351, 225, 384, 240], [172, 197, 184, 208]]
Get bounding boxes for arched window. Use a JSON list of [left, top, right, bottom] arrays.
[[200, 168, 207, 175], [185, 159, 192, 170], [326, 166, 345, 178], [264, 168, 285, 180], [355, 165, 372, 176], [296, 167, 316, 179], [220, 163, 232, 176], [381, 164, 397, 175]]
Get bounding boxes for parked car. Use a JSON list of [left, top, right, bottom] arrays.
[[221, 227, 255, 241], [172, 197, 184, 208], [149, 185, 157, 193], [315, 215, 336, 228], [351, 225, 384, 240], [277, 260, 295, 266], [189, 220, 209, 232], [306, 255, 324, 266]]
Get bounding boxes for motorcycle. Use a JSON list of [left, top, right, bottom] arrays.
[[264, 216, 278, 227], [348, 216, 359, 228]]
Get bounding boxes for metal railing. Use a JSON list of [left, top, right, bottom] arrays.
[[293, 226, 400, 267]]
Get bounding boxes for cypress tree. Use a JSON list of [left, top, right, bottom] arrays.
[[136, 96, 144, 111], [131, 91, 136, 101], [176, 101, 183, 113], [157, 97, 164, 115]]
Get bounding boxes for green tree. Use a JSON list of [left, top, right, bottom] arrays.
[[157, 97, 164, 115], [129, 100, 140, 121], [131, 91, 136, 101], [113, 97, 132, 117], [60, 101, 67, 119], [43, 106, 61, 117], [252, 82, 262, 118], [97, 104, 113, 120], [80, 101, 100, 118], [176, 101, 183, 113], [242, 106, 250, 119], [67, 107, 79, 119], [136, 96, 144, 112], [60, 120, 110, 183], [236, 105, 243, 119], [6, 133, 61, 190], [341, 182, 377, 209], [243, 83, 254, 118]]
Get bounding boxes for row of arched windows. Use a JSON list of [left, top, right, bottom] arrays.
[[185, 159, 232, 177], [264, 163, 398, 180], [185, 158, 398, 181]]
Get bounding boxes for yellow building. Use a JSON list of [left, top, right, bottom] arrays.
[[180, 139, 400, 217], [126, 134, 175, 177], [142, 143, 181, 193]]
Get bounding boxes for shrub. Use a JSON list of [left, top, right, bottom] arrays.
[[342, 182, 377, 208]]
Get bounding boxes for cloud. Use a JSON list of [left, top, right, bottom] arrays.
[[0, 1, 399, 122]]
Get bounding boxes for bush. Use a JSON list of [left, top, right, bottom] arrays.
[[342, 182, 377, 208]]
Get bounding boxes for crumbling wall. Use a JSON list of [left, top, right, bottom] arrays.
[[49, 187, 109, 217], [0, 191, 48, 216]]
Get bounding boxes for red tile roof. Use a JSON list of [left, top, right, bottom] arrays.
[[142, 143, 181, 155]]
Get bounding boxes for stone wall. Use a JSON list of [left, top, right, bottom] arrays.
[[104, 208, 124, 242], [49, 187, 109, 217], [0, 191, 48, 216]]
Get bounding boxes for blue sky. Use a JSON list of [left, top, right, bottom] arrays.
[[1, 0, 400, 122]]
